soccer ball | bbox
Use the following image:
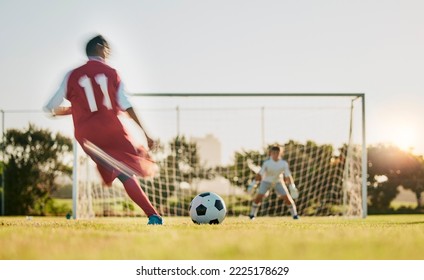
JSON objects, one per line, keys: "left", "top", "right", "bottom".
{"left": 189, "top": 192, "right": 227, "bottom": 224}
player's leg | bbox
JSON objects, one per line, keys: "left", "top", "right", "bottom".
{"left": 249, "top": 194, "right": 264, "bottom": 219}
{"left": 83, "top": 139, "right": 158, "bottom": 189}
{"left": 276, "top": 182, "right": 299, "bottom": 219}
{"left": 117, "top": 174, "right": 163, "bottom": 225}
{"left": 83, "top": 141, "right": 162, "bottom": 225}
{"left": 249, "top": 181, "right": 270, "bottom": 219}
{"left": 282, "top": 195, "right": 299, "bottom": 219}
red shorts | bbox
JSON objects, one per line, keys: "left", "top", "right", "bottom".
{"left": 76, "top": 120, "right": 155, "bottom": 185}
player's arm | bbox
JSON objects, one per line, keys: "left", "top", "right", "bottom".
{"left": 283, "top": 175, "right": 294, "bottom": 186}
{"left": 52, "top": 107, "right": 72, "bottom": 116}
{"left": 283, "top": 162, "right": 299, "bottom": 199}
{"left": 255, "top": 163, "right": 266, "bottom": 182}
{"left": 255, "top": 173, "right": 262, "bottom": 182}
{"left": 282, "top": 162, "right": 294, "bottom": 185}
{"left": 116, "top": 82, "right": 155, "bottom": 150}
{"left": 126, "top": 107, "right": 155, "bottom": 149}
{"left": 44, "top": 73, "right": 71, "bottom": 117}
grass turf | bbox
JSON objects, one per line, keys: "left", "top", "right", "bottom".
{"left": 1, "top": 215, "right": 423, "bottom": 260}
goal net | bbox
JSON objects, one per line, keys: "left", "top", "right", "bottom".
{"left": 73, "top": 94, "right": 366, "bottom": 219}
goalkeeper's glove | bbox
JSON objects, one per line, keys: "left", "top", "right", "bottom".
{"left": 288, "top": 183, "right": 299, "bottom": 199}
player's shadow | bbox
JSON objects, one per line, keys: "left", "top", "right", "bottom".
{"left": 401, "top": 221, "right": 424, "bottom": 225}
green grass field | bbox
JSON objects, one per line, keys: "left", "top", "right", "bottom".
{"left": 1, "top": 215, "right": 423, "bottom": 260}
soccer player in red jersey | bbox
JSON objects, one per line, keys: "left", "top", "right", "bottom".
{"left": 44, "top": 35, "right": 163, "bottom": 225}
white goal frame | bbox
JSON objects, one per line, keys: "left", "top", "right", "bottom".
{"left": 72, "top": 93, "right": 367, "bottom": 219}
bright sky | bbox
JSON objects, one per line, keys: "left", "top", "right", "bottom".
{"left": 1, "top": 0, "right": 424, "bottom": 155}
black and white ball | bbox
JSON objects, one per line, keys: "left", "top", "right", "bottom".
{"left": 189, "top": 192, "right": 227, "bottom": 224}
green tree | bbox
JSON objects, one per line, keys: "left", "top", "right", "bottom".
{"left": 367, "top": 145, "right": 424, "bottom": 211}
{"left": 400, "top": 155, "right": 424, "bottom": 208}
{"left": 1, "top": 124, "right": 72, "bottom": 215}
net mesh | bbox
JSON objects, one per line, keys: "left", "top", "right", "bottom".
{"left": 73, "top": 94, "right": 364, "bottom": 218}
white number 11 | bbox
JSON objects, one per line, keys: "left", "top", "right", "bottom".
{"left": 79, "top": 74, "right": 113, "bottom": 112}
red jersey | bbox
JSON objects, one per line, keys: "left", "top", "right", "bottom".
{"left": 66, "top": 59, "right": 124, "bottom": 139}
{"left": 45, "top": 58, "right": 155, "bottom": 184}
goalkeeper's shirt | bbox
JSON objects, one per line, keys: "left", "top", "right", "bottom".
{"left": 259, "top": 159, "right": 292, "bottom": 183}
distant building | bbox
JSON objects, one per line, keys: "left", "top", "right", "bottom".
{"left": 191, "top": 134, "right": 222, "bottom": 167}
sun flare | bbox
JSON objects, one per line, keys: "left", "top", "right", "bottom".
{"left": 392, "top": 124, "right": 416, "bottom": 151}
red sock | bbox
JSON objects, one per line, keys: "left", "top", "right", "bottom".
{"left": 121, "top": 176, "right": 158, "bottom": 217}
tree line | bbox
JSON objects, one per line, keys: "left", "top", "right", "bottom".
{"left": 0, "top": 124, "right": 423, "bottom": 215}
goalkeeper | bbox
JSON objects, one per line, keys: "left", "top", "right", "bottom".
{"left": 249, "top": 145, "right": 299, "bottom": 220}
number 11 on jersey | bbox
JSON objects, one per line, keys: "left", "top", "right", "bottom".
{"left": 79, "top": 74, "right": 113, "bottom": 112}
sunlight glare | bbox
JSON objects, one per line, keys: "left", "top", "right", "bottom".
{"left": 392, "top": 124, "right": 416, "bottom": 151}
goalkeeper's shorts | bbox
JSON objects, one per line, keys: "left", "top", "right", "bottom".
{"left": 258, "top": 181, "right": 288, "bottom": 196}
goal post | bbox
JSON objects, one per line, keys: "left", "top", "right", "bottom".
{"left": 73, "top": 93, "right": 367, "bottom": 219}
